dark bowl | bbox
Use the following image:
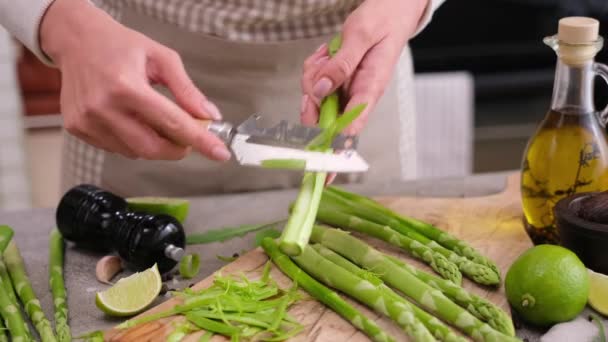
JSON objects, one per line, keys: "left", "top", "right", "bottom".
{"left": 555, "top": 192, "right": 608, "bottom": 274}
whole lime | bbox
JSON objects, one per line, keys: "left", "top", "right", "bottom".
{"left": 505, "top": 244, "right": 589, "bottom": 326}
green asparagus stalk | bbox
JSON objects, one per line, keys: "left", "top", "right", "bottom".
{"left": 4, "top": 242, "right": 57, "bottom": 342}
{"left": 0, "top": 258, "right": 31, "bottom": 338}
{"left": 289, "top": 244, "right": 436, "bottom": 341}
{"left": 0, "top": 321, "right": 8, "bottom": 342}
{"left": 325, "top": 187, "right": 501, "bottom": 278}
{"left": 312, "top": 244, "right": 466, "bottom": 342}
{"left": 0, "top": 226, "right": 14, "bottom": 254}
{"left": 0, "top": 260, "right": 17, "bottom": 306}
{"left": 279, "top": 33, "right": 340, "bottom": 256}
{"left": 49, "top": 229, "right": 71, "bottom": 342}
{"left": 316, "top": 206, "right": 462, "bottom": 284}
{"left": 0, "top": 271, "right": 32, "bottom": 342}
{"left": 385, "top": 255, "right": 515, "bottom": 336}
{"left": 261, "top": 238, "right": 396, "bottom": 342}
{"left": 320, "top": 191, "right": 500, "bottom": 286}
{"left": 0, "top": 232, "right": 32, "bottom": 342}
{"left": 311, "top": 226, "right": 519, "bottom": 342}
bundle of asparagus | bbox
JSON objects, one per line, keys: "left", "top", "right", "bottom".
{"left": 0, "top": 226, "right": 70, "bottom": 342}
{"left": 309, "top": 225, "right": 517, "bottom": 341}
{"left": 319, "top": 186, "right": 501, "bottom": 286}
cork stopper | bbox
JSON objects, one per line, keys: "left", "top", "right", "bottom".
{"left": 558, "top": 17, "right": 599, "bottom": 45}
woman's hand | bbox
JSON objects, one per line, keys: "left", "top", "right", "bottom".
{"left": 40, "top": 0, "right": 231, "bottom": 161}
{"left": 300, "top": 0, "right": 429, "bottom": 135}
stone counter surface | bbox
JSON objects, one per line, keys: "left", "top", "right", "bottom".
{"left": 0, "top": 172, "right": 579, "bottom": 340}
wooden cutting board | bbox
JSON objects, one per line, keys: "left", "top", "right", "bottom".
{"left": 105, "top": 173, "right": 533, "bottom": 341}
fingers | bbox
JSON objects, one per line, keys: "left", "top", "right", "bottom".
{"left": 341, "top": 39, "right": 401, "bottom": 135}
{"left": 148, "top": 47, "right": 222, "bottom": 121}
{"left": 65, "top": 115, "right": 138, "bottom": 158}
{"left": 325, "top": 173, "right": 337, "bottom": 186}
{"left": 300, "top": 49, "right": 331, "bottom": 126}
{"left": 307, "top": 31, "right": 373, "bottom": 101}
{"left": 126, "top": 85, "right": 231, "bottom": 161}
{"left": 105, "top": 111, "right": 190, "bottom": 160}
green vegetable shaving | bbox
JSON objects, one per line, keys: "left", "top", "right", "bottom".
{"left": 117, "top": 263, "right": 302, "bottom": 341}
{"left": 186, "top": 222, "right": 283, "bottom": 245}
{"left": 216, "top": 255, "right": 238, "bottom": 263}
{"left": 179, "top": 254, "right": 200, "bottom": 279}
{"left": 167, "top": 321, "right": 198, "bottom": 342}
{"left": 590, "top": 313, "right": 606, "bottom": 342}
{"left": 260, "top": 159, "right": 306, "bottom": 170}
{"left": 254, "top": 229, "right": 281, "bottom": 247}
{"left": 198, "top": 331, "right": 213, "bottom": 342}
{"left": 75, "top": 331, "right": 104, "bottom": 342}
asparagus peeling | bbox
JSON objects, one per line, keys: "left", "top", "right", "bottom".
{"left": 117, "top": 261, "right": 302, "bottom": 341}
{"left": 279, "top": 34, "right": 366, "bottom": 256}
{"left": 311, "top": 225, "right": 519, "bottom": 342}
{"left": 320, "top": 188, "right": 501, "bottom": 286}
{"left": 4, "top": 241, "right": 57, "bottom": 342}
{"left": 316, "top": 206, "right": 462, "bottom": 284}
{"left": 261, "top": 238, "right": 395, "bottom": 342}
{"left": 312, "top": 244, "right": 466, "bottom": 342}
{"left": 49, "top": 229, "right": 72, "bottom": 342}
{"left": 385, "top": 255, "right": 515, "bottom": 336}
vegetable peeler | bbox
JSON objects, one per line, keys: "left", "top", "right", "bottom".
{"left": 200, "top": 115, "right": 369, "bottom": 173}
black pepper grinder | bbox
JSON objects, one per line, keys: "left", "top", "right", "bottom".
{"left": 56, "top": 184, "right": 185, "bottom": 273}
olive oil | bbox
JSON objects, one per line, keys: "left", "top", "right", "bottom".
{"left": 522, "top": 109, "right": 608, "bottom": 244}
{"left": 521, "top": 17, "right": 608, "bottom": 244}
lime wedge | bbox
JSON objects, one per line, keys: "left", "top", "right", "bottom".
{"left": 95, "top": 264, "right": 162, "bottom": 316}
{"left": 126, "top": 197, "right": 190, "bottom": 223}
{"left": 589, "top": 269, "right": 608, "bottom": 316}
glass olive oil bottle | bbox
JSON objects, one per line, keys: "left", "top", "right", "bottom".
{"left": 522, "top": 17, "right": 608, "bottom": 244}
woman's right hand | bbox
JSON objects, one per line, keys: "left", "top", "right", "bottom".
{"left": 40, "top": 0, "right": 231, "bottom": 161}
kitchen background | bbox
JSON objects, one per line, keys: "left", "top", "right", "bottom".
{"left": 0, "top": 0, "right": 607, "bottom": 209}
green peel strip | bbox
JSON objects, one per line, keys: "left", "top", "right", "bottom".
{"left": 180, "top": 254, "right": 201, "bottom": 279}
{"left": 261, "top": 159, "right": 306, "bottom": 170}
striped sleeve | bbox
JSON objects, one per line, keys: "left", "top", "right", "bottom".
{"left": 0, "top": 0, "right": 56, "bottom": 65}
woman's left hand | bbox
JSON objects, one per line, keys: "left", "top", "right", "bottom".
{"left": 300, "top": 0, "right": 429, "bottom": 135}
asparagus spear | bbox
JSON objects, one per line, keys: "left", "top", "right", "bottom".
{"left": 316, "top": 206, "right": 462, "bottom": 284}
{"left": 291, "top": 244, "right": 436, "bottom": 341}
{"left": 0, "top": 259, "right": 32, "bottom": 338}
{"left": 312, "top": 244, "right": 466, "bottom": 342}
{"left": 0, "top": 229, "right": 32, "bottom": 342}
{"left": 320, "top": 191, "right": 500, "bottom": 286}
{"left": 325, "top": 187, "right": 501, "bottom": 278}
{"left": 278, "top": 51, "right": 339, "bottom": 255}
{"left": 0, "top": 271, "right": 32, "bottom": 342}
{"left": 0, "top": 226, "right": 14, "bottom": 254}
{"left": 4, "top": 242, "right": 57, "bottom": 342}
{"left": 49, "top": 229, "right": 71, "bottom": 342}
{"left": 311, "top": 226, "right": 519, "bottom": 342}
{"left": 261, "top": 238, "right": 396, "bottom": 342}
{"left": 385, "top": 255, "right": 515, "bottom": 336}
{"left": 279, "top": 34, "right": 366, "bottom": 256}
{"left": 0, "top": 321, "right": 8, "bottom": 342}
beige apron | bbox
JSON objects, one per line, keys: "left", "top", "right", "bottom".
{"left": 76, "top": 8, "right": 412, "bottom": 197}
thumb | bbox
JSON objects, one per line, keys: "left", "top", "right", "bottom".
{"left": 310, "top": 32, "right": 370, "bottom": 100}
{"left": 149, "top": 47, "right": 222, "bottom": 121}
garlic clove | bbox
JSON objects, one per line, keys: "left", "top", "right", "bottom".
{"left": 96, "top": 255, "right": 123, "bottom": 285}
